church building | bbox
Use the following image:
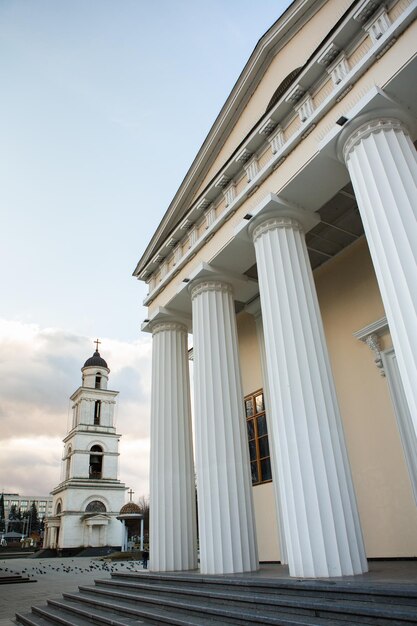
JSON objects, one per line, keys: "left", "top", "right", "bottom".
{"left": 44, "top": 344, "right": 126, "bottom": 552}
{"left": 134, "top": 0, "right": 417, "bottom": 578}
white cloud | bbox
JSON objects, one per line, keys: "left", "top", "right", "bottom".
{"left": 0, "top": 319, "right": 151, "bottom": 500}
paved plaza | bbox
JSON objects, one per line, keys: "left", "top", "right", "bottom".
{"left": 0, "top": 556, "right": 146, "bottom": 624}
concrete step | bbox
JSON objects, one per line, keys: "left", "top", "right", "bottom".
{"left": 96, "top": 573, "right": 417, "bottom": 608}
{"left": 17, "top": 601, "right": 145, "bottom": 626}
{"left": 90, "top": 576, "right": 417, "bottom": 621}
{"left": 37, "top": 594, "right": 222, "bottom": 626}
{"left": 14, "top": 612, "right": 54, "bottom": 626}
{"left": 15, "top": 570, "right": 417, "bottom": 626}
{"left": 0, "top": 573, "right": 35, "bottom": 584}
{"left": 72, "top": 582, "right": 417, "bottom": 625}
{"left": 114, "top": 571, "right": 417, "bottom": 606}
{"left": 59, "top": 587, "right": 364, "bottom": 625}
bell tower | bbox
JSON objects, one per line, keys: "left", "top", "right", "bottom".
{"left": 46, "top": 341, "right": 126, "bottom": 553}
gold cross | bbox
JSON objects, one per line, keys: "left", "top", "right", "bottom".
{"left": 128, "top": 489, "right": 134, "bottom": 502}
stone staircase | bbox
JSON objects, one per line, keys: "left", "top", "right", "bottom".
{"left": 0, "top": 573, "right": 34, "bottom": 585}
{"left": 15, "top": 570, "right": 417, "bottom": 625}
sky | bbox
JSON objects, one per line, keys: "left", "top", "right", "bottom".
{"left": 0, "top": 0, "right": 292, "bottom": 501}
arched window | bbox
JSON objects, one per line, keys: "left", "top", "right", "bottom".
{"left": 89, "top": 445, "right": 103, "bottom": 479}
{"left": 56, "top": 502, "right": 62, "bottom": 515}
{"left": 94, "top": 400, "right": 101, "bottom": 425}
{"left": 65, "top": 446, "right": 72, "bottom": 480}
{"left": 95, "top": 373, "right": 101, "bottom": 389}
{"left": 85, "top": 500, "right": 106, "bottom": 513}
{"left": 265, "top": 67, "right": 303, "bottom": 113}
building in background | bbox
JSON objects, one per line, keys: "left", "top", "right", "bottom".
{"left": 44, "top": 344, "right": 126, "bottom": 553}
{"left": 134, "top": 0, "right": 417, "bottom": 578}
{"left": 2, "top": 494, "right": 53, "bottom": 520}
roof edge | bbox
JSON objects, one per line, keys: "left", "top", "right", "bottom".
{"left": 135, "top": 0, "right": 324, "bottom": 276}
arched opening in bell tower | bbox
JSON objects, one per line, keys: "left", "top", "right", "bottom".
{"left": 65, "top": 446, "right": 72, "bottom": 480}
{"left": 89, "top": 445, "right": 103, "bottom": 478}
{"left": 95, "top": 373, "right": 102, "bottom": 389}
{"left": 94, "top": 400, "right": 101, "bottom": 425}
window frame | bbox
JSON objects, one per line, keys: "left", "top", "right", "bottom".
{"left": 244, "top": 389, "right": 272, "bottom": 486}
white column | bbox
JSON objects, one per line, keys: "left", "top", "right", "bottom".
{"left": 42, "top": 526, "right": 48, "bottom": 549}
{"left": 250, "top": 207, "right": 367, "bottom": 578}
{"left": 140, "top": 518, "right": 144, "bottom": 551}
{"left": 149, "top": 320, "right": 197, "bottom": 571}
{"left": 342, "top": 118, "right": 417, "bottom": 433}
{"left": 122, "top": 521, "right": 128, "bottom": 552}
{"left": 190, "top": 278, "right": 258, "bottom": 574}
{"left": 250, "top": 303, "right": 288, "bottom": 565}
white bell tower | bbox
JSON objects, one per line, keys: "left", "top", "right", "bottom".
{"left": 46, "top": 340, "right": 126, "bottom": 553}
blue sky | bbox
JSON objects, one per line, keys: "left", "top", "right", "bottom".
{"left": 0, "top": 0, "right": 292, "bottom": 498}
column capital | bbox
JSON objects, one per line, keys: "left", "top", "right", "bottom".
{"left": 189, "top": 277, "right": 233, "bottom": 301}
{"left": 248, "top": 204, "right": 319, "bottom": 244}
{"left": 342, "top": 117, "right": 410, "bottom": 163}
{"left": 150, "top": 320, "right": 188, "bottom": 336}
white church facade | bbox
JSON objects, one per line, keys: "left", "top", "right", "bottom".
{"left": 135, "top": 0, "right": 417, "bottom": 578}
{"left": 44, "top": 345, "right": 126, "bottom": 552}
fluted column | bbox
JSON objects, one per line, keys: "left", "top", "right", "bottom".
{"left": 149, "top": 320, "right": 197, "bottom": 571}
{"left": 190, "top": 279, "right": 258, "bottom": 574}
{"left": 250, "top": 207, "right": 367, "bottom": 578}
{"left": 342, "top": 118, "right": 417, "bottom": 435}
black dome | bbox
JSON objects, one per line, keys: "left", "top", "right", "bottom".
{"left": 83, "top": 351, "right": 108, "bottom": 369}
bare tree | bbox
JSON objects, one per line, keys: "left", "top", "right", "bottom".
{"left": 137, "top": 495, "right": 149, "bottom": 542}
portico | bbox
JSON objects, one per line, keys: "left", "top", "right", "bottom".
{"left": 135, "top": 0, "right": 417, "bottom": 578}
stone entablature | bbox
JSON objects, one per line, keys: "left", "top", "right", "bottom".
{"left": 135, "top": 0, "right": 414, "bottom": 306}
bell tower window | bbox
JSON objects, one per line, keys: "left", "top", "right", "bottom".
{"left": 95, "top": 373, "right": 101, "bottom": 389}
{"left": 65, "top": 446, "right": 72, "bottom": 480}
{"left": 89, "top": 445, "right": 103, "bottom": 479}
{"left": 94, "top": 400, "right": 101, "bottom": 425}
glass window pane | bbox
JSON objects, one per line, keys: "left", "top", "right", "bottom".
{"left": 261, "top": 458, "right": 272, "bottom": 481}
{"left": 257, "top": 414, "right": 268, "bottom": 436}
{"left": 259, "top": 436, "right": 270, "bottom": 458}
{"left": 255, "top": 393, "right": 264, "bottom": 413}
{"left": 247, "top": 419, "right": 255, "bottom": 439}
{"left": 245, "top": 399, "right": 254, "bottom": 417}
{"left": 251, "top": 462, "right": 259, "bottom": 483}
{"left": 248, "top": 439, "right": 257, "bottom": 461}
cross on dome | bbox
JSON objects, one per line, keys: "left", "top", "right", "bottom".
{"left": 128, "top": 489, "right": 135, "bottom": 502}
{"left": 94, "top": 338, "right": 101, "bottom": 352}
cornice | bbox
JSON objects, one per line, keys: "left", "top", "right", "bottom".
{"left": 70, "top": 387, "right": 119, "bottom": 401}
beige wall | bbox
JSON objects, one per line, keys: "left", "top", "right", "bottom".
{"left": 315, "top": 237, "right": 417, "bottom": 557}
{"left": 253, "top": 482, "right": 281, "bottom": 562}
{"left": 237, "top": 312, "right": 281, "bottom": 562}
{"left": 237, "top": 312, "right": 263, "bottom": 396}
